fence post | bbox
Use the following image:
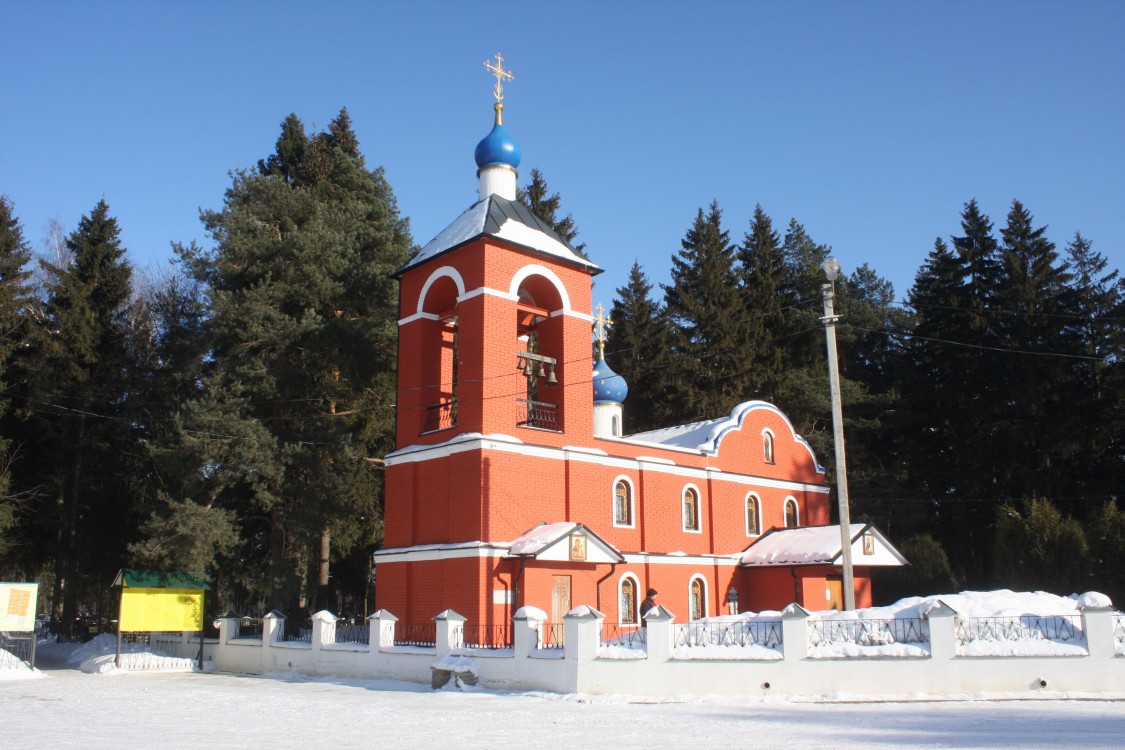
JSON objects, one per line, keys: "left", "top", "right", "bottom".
{"left": 433, "top": 609, "right": 466, "bottom": 659}
{"left": 1080, "top": 604, "right": 1116, "bottom": 660}
{"left": 922, "top": 600, "right": 958, "bottom": 660}
{"left": 643, "top": 605, "right": 674, "bottom": 662}
{"left": 264, "top": 610, "right": 286, "bottom": 645}
{"left": 369, "top": 609, "right": 397, "bottom": 650}
{"left": 218, "top": 611, "right": 240, "bottom": 645}
{"left": 780, "top": 603, "right": 810, "bottom": 662}
{"left": 564, "top": 605, "right": 604, "bottom": 663}
{"left": 310, "top": 610, "right": 337, "bottom": 651}
{"left": 513, "top": 606, "right": 547, "bottom": 658}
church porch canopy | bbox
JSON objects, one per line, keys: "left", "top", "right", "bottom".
{"left": 508, "top": 522, "right": 624, "bottom": 564}
{"left": 737, "top": 523, "right": 907, "bottom": 568}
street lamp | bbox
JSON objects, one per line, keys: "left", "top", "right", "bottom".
{"left": 821, "top": 257, "right": 856, "bottom": 611}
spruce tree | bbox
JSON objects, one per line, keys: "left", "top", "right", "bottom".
{"left": 26, "top": 200, "right": 137, "bottom": 631}
{"left": 604, "top": 262, "right": 674, "bottom": 433}
{"left": 0, "top": 197, "right": 33, "bottom": 560}
{"left": 736, "top": 205, "right": 786, "bottom": 400}
{"left": 663, "top": 203, "right": 752, "bottom": 420}
{"left": 177, "top": 109, "right": 412, "bottom": 611}
{"left": 517, "top": 168, "right": 586, "bottom": 257}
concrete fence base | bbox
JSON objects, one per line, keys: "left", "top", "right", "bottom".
{"left": 208, "top": 603, "right": 1125, "bottom": 698}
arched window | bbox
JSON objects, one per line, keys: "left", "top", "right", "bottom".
{"left": 611, "top": 415, "right": 621, "bottom": 437}
{"left": 763, "top": 430, "right": 775, "bottom": 464}
{"left": 620, "top": 576, "right": 639, "bottom": 624}
{"left": 682, "top": 487, "right": 700, "bottom": 532}
{"left": 689, "top": 577, "right": 706, "bottom": 620}
{"left": 613, "top": 478, "right": 633, "bottom": 527}
{"left": 785, "top": 498, "right": 799, "bottom": 528}
{"left": 746, "top": 494, "right": 761, "bottom": 536}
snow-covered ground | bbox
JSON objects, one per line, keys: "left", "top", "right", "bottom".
{"left": 3, "top": 667, "right": 1125, "bottom": 749}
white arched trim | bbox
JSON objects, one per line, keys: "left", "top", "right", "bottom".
{"left": 508, "top": 264, "right": 573, "bottom": 313}
{"left": 619, "top": 574, "right": 641, "bottom": 625}
{"left": 681, "top": 483, "right": 703, "bottom": 534}
{"left": 612, "top": 475, "right": 636, "bottom": 528}
{"left": 415, "top": 266, "right": 467, "bottom": 317}
{"left": 704, "top": 401, "right": 826, "bottom": 474}
{"left": 784, "top": 496, "right": 800, "bottom": 528}
{"left": 688, "top": 575, "right": 708, "bottom": 621}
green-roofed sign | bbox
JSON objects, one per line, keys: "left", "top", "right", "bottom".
{"left": 112, "top": 569, "right": 212, "bottom": 590}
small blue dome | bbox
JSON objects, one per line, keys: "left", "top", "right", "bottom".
{"left": 592, "top": 358, "right": 628, "bottom": 404}
{"left": 475, "top": 123, "right": 522, "bottom": 169}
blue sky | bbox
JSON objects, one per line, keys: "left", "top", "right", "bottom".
{"left": 3, "top": 1, "right": 1122, "bottom": 312}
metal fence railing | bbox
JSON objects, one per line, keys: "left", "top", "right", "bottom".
{"left": 120, "top": 632, "right": 202, "bottom": 661}
{"left": 955, "top": 615, "right": 1083, "bottom": 646}
{"left": 334, "top": 622, "right": 370, "bottom": 645}
{"left": 235, "top": 616, "right": 263, "bottom": 640}
{"left": 600, "top": 622, "right": 646, "bottom": 648}
{"left": 393, "top": 622, "right": 436, "bottom": 648}
{"left": 539, "top": 623, "right": 565, "bottom": 649}
{"left": 808, "top": 618, "right": 928, "bottom": 647}
{"left": 280, "top": 618, "right": 312, "bottom": 643}
{"left": 674, "top": 619, "right": 783, "bottom": 649}
{"left": 461, "top": 624, "right": 512, "bottom": 650}
{"left": 0, "top": 631, "right": 35, "bottom": 669}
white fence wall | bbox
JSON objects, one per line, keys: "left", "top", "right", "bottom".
{"left": 208, "top": 603, "right": 1125, "bottom": 698}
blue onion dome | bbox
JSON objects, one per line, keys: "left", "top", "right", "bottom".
{"left": 592, "top": 358, "right": 628, "bottom": 403}
{"left": 475, "top": 122, "right": 522, "bottom": 169}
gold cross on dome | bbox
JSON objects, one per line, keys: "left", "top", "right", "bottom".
{"left": 593, "top": 303, "right": 613, "bottom": 359}
{"left": 484, "top": 53, "right": 514, "bottom": 102}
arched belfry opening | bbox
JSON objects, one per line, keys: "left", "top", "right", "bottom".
{"left": 514, "top": 275, "right": 565, "bottom": 431}
{"left": 417, "top": 274, "right": 461, "bottom": 434}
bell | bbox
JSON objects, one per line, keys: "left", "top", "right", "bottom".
{"left": 516, "top": 356, "right": 525, "bottom": 371}
{"left": 537, "top": 363, "right": 547, "bottom": 379}
{"left": 546, "top": 366, "right": 558, "bottom": 385}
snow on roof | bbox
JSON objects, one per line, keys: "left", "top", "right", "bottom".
{"left": 508, "top": 522, "right": 578, "bottom": 556}
{"left": 398, "top": 195, "right": 599, "bottom": 275}
{"left": 739, "top": 523, "right": 907, "bottom": 567}
{"left": 625, "top": 400, "right": 824, "bottom": 472}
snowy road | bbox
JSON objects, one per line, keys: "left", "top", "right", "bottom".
{"left": 5, "top": 667, "right": 1125, "bottom": 749}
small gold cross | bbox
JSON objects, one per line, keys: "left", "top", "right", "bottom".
{"left": 593, "top": 303, "right": 613, "bottom": 359}
{"left": 484, "top": 53, "right": 514, "bottom": 102}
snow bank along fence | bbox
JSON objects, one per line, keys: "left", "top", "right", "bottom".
{"left": 206, "top": 601, "right": 1125, "bottom": 697}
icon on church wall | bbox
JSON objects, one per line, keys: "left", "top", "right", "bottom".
{"left": 569, "top": 534, "right": 587, "bottom": 561}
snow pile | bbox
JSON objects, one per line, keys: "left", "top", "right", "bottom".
{"left": 37, "top": 633, "right": 198, "bottom": 674}
{"left": 0, "top": 646, "right": 44, "bottom": 681}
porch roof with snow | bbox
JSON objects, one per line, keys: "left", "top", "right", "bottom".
{"left": 396, "top": 194, "right": 600, "bottom": 277}
{"left": 738, "top": 523, "right": 907, "bottom": 568}
{"left": 508, "top": 522, "right": 625, "bottom": 564}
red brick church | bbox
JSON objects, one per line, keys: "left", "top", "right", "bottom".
{"left": 374, "top": 59, "right": 905, "bottom": 630}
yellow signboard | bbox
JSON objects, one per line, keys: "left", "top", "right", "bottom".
{"left": 119, "top": 588, "right": 204, "bottom": 632}
{"left": 0, "top": 583, "right": 38, "bottom": 631}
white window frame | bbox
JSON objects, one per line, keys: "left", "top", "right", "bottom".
{"left": 681, "top": 483, "right": 703, "bottom": 534}
{"left": 619, "top": 574, "right": 641, "bottom": 625}
{"left": 688, "top": 575, "right": 708, "bottom": 621}
{"left": 784, "top": 496, "right": 800, "bottom": 528}
{"left": 745, "top": 492, "right": 762, "bottom": 537}
{"left": 612, "top": 476, "right": 636, "bottom": 528}
{"left": 762, "top": 428, "right": 776, "bottom": 464}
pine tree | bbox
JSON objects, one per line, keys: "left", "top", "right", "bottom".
{"left": 517, "top": 168, "right": 586, "bottom": 257}
{"left": 604, "top": 262, "right": 674, "bottom": 433}
{"left": 0, "top": 197, "right": 33, "bottom": 560}
{"left": 663, "top": 203, "right": 752, "bottom": 420}
{"left": 176, "top": 110, "right": 413, "bottom": 611}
